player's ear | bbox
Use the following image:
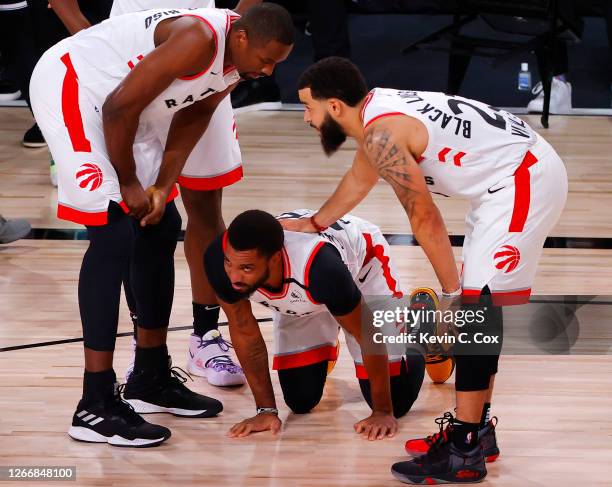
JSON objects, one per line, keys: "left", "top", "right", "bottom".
{"left": 234, "top": 28, "right": 248, "bottom": 47}
{"left": 328, "top": 98, "right": 343, "bottom": 117}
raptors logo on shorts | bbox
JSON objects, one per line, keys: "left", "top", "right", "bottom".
{"left": 494, "top": 245, "right": 521, "bottom": 273}
{"left": 76, "top": 163, "right": 103, "bottom": 191}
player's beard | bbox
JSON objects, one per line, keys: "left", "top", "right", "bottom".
{"left": 319, "top": 113, "right": 347, "bottom": 156}
{"left": 234, "top": 267, "right": 271, "bottom": 297}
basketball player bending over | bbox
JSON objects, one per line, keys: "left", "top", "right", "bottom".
{"left": 108, "top": 0, "right": 263, "bottom": 393}
{"left": 204, "top": 209, "right": 426, "bottom": 440}
{"left": 30, "top": 5, "right": 293, "bottom": 447}
{"left": 283, "top": 58, "right": 567, "bottom": 483}
{"left": 51, "top": 0, "right": 268, "bottom": 389}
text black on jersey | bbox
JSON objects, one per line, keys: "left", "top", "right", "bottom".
{"left": 164, "top": 88, "right": 217, "bottom": 109}
{"left": 144, "top": 10, "right": 181, "bottom": 29}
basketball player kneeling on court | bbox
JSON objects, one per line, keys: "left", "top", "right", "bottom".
{"left": 204, "top": 209, "right": 426, "bottom": 439}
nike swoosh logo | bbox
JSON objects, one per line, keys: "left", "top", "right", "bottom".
{"left": 204, "top": 305, "right": 220, "bottom": 311}
{"left": 210, "top": 71, "right": 219, "bottom": 76}
{"left": 359, "top": 267, "right": 372, "bottom": 283}
{"left": 488, "top": 187, "right": 505, "bottom": 194}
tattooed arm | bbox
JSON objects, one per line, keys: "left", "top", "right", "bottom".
{"left": 363, "top": 121, "right": 460, "bottom": 293}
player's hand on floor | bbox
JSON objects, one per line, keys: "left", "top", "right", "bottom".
{"left": 278, "top": 217, "right": 318, "bottom": 233}
{"left": 140, "top": 185, "right": 168, "bottom": 227}
{"left": 227, "top": 413, "right": 282, "bottom": 438}
{"left": 354, "top": 411, "right": 398, "bottom": 440}
{"left": 120, "top": 182, "right": 150, "bottom": 220}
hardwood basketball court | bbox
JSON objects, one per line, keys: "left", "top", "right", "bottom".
{"left": 1, "top": 107, "right": 611, "bottom": 486}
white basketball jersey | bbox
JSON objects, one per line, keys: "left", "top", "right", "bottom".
{"left": 111, "top": 0, "right": 214, "bottom": 17}
{"left": 65, "top": 8, "right": 240, "bottom": 123}
{"left": 361, "top": 88, "right": 539, "bottom": 199}
{"left": 249, "top": 209, "right": 373, "bottom": 317}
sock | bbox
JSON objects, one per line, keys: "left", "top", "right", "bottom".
{"left": 480, "top": 402, "right": 491, "bottom": 429}
{"left": 82, "top": 369, "right": 116, "bottom": 401}
{"left": 134, "top": 344, "right": 168, "bottom": 374}
{"left": 451, "top": 418, "right": 479, "bottom": 451}
{"left": 192, "top": 302, "right": 220, "bottom": 337}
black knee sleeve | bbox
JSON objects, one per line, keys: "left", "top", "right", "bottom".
{"left": 129, "top": 202, "right": 182, "bottom": 330}
{"left": 394, "top": 352, "right": 425, "bottom": 417}
{"left": 80, "top": 202, "right": 135, "bottom": 351}
{"left": 455, "top": 354, "right": 499, "bottom": 391}
{"left": 278, "top": 361, "right": 328, "bottom": 414}
{"left": 454, "top": 287, "right": 502, "bottom": 391}
{"left": 359, "top": 353, "right": 425, "bottom": 418}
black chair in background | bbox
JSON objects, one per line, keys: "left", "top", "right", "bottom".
{"left": 402, "top": 0, "right": 583, "bottom": 127}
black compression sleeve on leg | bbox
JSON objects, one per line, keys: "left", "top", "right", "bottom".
{"left": 277, "top": 361, "right": 328, "bottom": 414}
{"left": 455, "top": 355, "right": 494, "bottom": 391}
{"left": 358, "top": 353, "right": 425, "bottom": 418}
{"left": 394, "top": 351, "right": 426, "bottom": 416}
{"left": 128, "top": 202, "right": 181, "bottom": 330}
{"left": 122, "top": 266, "right": 139, "bottom": 336}
{"left": 454, "top": 286, "right": 502, "bottom": 391}
{"left": 80, "top": 202, "right": 134, "bottom": 352}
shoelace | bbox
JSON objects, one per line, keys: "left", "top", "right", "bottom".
{"left": 531, "top": 81, "right": 543, "bottom": 96}
{"left": 198, "top": 335, "right": 242, "bottom": 374}
{"left": 424, "top": 411, "right": 455, "bottom": 448}
{"left": 417, "top": 413, "right": 496, "bottom": 464}
{"left": 110, "top": 383, "right": 142, "bottom": 423}
{"left": 198, "top": 334, "right": 234, "bottom": 353}
{"left": 168, "top": 366, "right": 193, "bottom": 385}
{"left": 417, "top": 412, "right": 456, "bottom": 464}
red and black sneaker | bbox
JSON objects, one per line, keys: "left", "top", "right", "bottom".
{"left": 392, "top": 427, "right": 487, "bottom": 484}
{"left": 405, "top": 411, "right": 454, "bottom": 456}
{"left": 405, "top": 413, "right": 500, "bottom": 463}
{"left": 478, "top": 417, "right": 500, "bottom": 463}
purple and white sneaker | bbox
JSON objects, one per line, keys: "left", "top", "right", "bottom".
{"left": 187, "top": 330, "right": 246, "bottom": 387}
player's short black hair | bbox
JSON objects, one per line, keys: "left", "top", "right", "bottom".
{"left": 298, "top": 57, "right": 368, "bottom": 107}
{"left": 234, "top": 4, "right": 294, "bottom": 46}
{"left": 227, "top": 210, "right": 284, "bottom": 258}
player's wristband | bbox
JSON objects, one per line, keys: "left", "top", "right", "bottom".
{"left": 441, "top": 287, "right": 462, "bottom": 299}
{"left": 310, "top": 214, "right": 328, "bottom": 232}
{"left": 256, "top": 407, "right": 279, "bottom": 415}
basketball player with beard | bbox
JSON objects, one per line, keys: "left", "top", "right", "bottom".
{"left": 282, "top": 57, "right": 567, "bottom": 483}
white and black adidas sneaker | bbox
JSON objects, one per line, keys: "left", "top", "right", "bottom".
{"left": 123, "top": 358, "right": 223, "bottom": 418}
{"left": 68, "top": 384, "right": 171, "bottom": 448}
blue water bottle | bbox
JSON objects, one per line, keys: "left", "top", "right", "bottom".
{"left": 518, "top": 63, "right": 531, "bottom": 91}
